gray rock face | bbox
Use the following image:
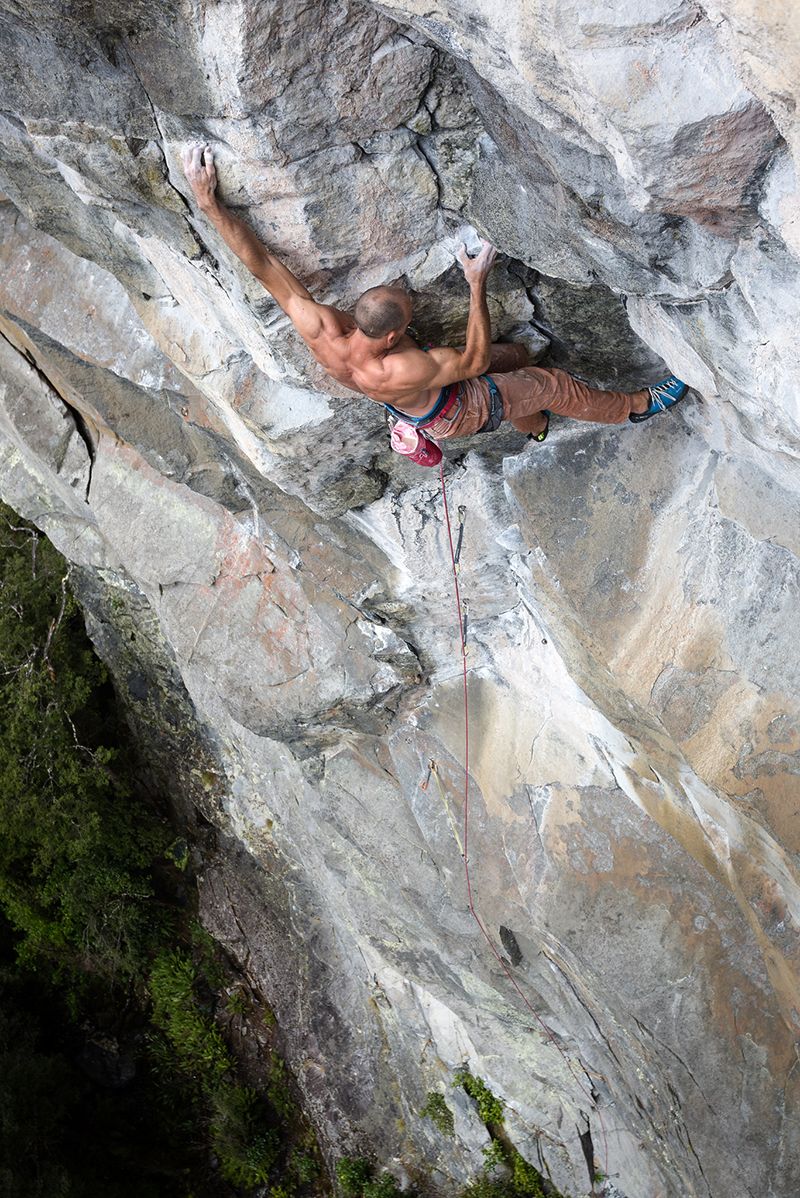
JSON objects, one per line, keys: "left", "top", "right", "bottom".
{"left": 1, "top": 2, "right": 799, "bottom": 1196}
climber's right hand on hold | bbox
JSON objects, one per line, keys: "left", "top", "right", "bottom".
{"left": 183, "top": 143, "right": 218, "bottom": 212}
{"left": 457, "top": 239, "right": 497, "bottom": 287}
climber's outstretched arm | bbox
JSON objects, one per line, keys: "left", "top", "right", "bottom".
{"left": 182, "top": 143, "right": 324, "bottom": 340}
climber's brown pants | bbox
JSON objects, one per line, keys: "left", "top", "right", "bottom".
{"left": 424, "top": 343, "right": 642, "bottom": 440}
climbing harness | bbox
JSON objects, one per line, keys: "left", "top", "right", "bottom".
{"left": 385, "top": 341, "right": 460, "bottom": 430}
{"left": 476, "top": 373, "right": 504, "bottom": 433}
{"left": 434, "top": 457, "right": 611, "bottom": 1184}
{"left": 386, "top": 358, "right": 504, "bottom": 465}
{"left": 383, "top": 381, "right": 461, "bottom": 428}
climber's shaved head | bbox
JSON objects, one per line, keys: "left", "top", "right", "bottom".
{"left": 353, "top": 285, "right": 412, "bottom": 340}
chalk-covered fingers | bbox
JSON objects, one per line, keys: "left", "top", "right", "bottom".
{"left": 183, "top": 142, "right": 218, "bottom": 210}
{"left": 457, "top": 238, "right": 497, "bottom": 285}
{"left": 202, "top": 144, "right": 216, "bottom": 183}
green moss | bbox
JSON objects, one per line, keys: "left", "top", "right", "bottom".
{"left": 335, "top": 1157, "right": 402, "bottom": 1198}
{"left": 481, "top": 1141, "right": 507, "bottom": 1172}
{"left": 509, "top": 1148, "right": 546, "bottom": 1197}
{"left": 462, "top": 1179, "right": 514, "bottom": 1198}
{"left": 336, "top": 1157, "right": 373, "bottom": 1195}
{"left": 364, "top": 1175, "right": 404, "bottom": 1198}
{"left": 421, "top": 1089, "right": 455, "bottom": 1136}
{"left": 453, "top": 1068, "right": 505, "bottom": 1126}
{"left": 452, "top": 1064, "right": 555, "bottom": 1198}
{"left": 461, "top": 1149, "right": 547, "bottom": 1198}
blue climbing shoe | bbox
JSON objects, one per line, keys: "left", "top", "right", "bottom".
{"left": 629, "top": 375, "right": 688, "bottom": 423}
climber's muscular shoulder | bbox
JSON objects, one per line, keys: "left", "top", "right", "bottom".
{"left": 280, "top": 293, "right": 350, "bottom": 347}
{"left": 289, "top": 306, "right": 414, "bottom": 400}
{"left": 299, "top": 329, "right": 465, "bottom": 414}
{"left": 248, "top": 277, "right": 427, "bottom": 405}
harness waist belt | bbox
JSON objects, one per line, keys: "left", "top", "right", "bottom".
{"left": 383, "top": 382, "right": 461, "bottom": 428}
{"left": 476, "top": 374, "right": 503, "bottom": 433}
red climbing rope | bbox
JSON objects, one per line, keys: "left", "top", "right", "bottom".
{"left": 438, "top": 458, "right": 610, "bottom": 1187}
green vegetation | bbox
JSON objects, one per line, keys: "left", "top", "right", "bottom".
{"left": 0, "top": 512, "right": 169, "bottom": 994}
{"left": 454, "top": 1067, "right": 558, "bottom": 1198}
{"left": 267, "top": 1048, "right": 298, "bottom": 1121}
{"left": 421, "top": 1090, "right": 455, "bottom": 1136}
{"left": 481, "top": 1141, "right": 508, "bottom": 1171}
{"left": 210, "top": 1084, "right": 279, "bottom": 1186}
{"left": 454, "top": 1068, "right": 505, "bottom": 1126}
{"left": 323, "top": 1074, "right": 555, "bottom": 1198}
{"left": 461, "top": 1144, "right": 548, "bottom": 1198}
{"left": 0, "top": 504, "right": 325, "bottom": 1197}
{"left": 290, "top": 1141, "right": 322, "bottom": 1186}
{"left": 335, "top": 1158, "right": 403, "bottom": 1198}
{"left": 462, "top": 1176, "right": 544, "bottom": 1198}
{"left": 148, "top": 948, "right": 281, "bottom": 1187}
{"left": 149, "top": 949, "right": 232, "bottom": 1083}
{"left": 225, "top": 985, "right": 249, "bottom": 1017}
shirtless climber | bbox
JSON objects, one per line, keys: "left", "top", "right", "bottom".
{"left": 182, "top": 144, "right": 687, "bottom": 444}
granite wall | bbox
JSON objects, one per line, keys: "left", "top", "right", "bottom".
{"left": 1, "top": 2, "right": 799, "bottom": 1195}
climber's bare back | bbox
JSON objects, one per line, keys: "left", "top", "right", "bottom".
{"left": 290, "top": 305, "right": 449, "bottom": 416}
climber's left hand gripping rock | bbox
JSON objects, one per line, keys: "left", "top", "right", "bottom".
{"left": 183, "top": 143, "right": 218, "bottom": 212}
